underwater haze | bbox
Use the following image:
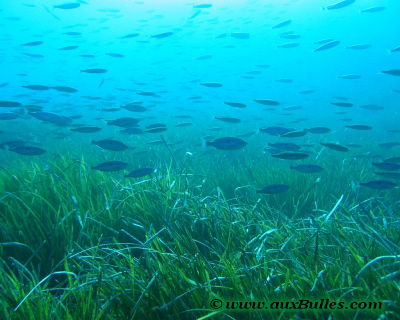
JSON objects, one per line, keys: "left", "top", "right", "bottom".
{"left": 0, "top": 0, "right": 399, "bottom": 319}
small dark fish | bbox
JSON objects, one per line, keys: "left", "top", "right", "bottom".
{"left": 320, "top": 142, "right": 349, "bottom": 152}
{"left": 275, "top": 79, "right": 293, "bottom": 83}
{"left": 372, "top": 162, "right": 400, "bottom": 171}
{"left": 281, "top": 34, "right": 301, "bottom": 39}
{"left": 122, "top": 33, "right": 139, "bottom": 39}
{"left": 331, "top": 102, "right": 353, "bottom": 107}
{"left": 151, "top": 32, "right": 174, "bottom": 39}
{"left": 120, "top": 127, "right": 143, "bottom": 135}
{"left": 136, "top": 91, "right": 157, "bottom": 96}
{"left": 346, "top": 44, "right": 371, "bottom": 50}
{"left": 196, "top": 55, "right": 212, "bottom": 60}
{"left": 54, "top": 3, "right": 80, "bottom": 9}
{"left": 224, "top": 101, "right": 246, "bottom": 108}
{"left": 0, "top": 83, "right": 9, "bottom": 88}
{"left": 207, "top": 127, "right": 222, "bottom": 131}
{"left": 374, "top": 172, "right": 400, "bottom": 180}
{"left": 214, "top": 116, "right": 241, "bottom": 123}
{"left": 107, "top": 117, "right": 140, "bottom": 128}
{"left": 256, "top": 184, "right": 290, "bottom": 194}
{"left": 215, "top": 33, "right": 228, "bottom": 39}
{"left": 333, "top": 96, "right": 348, "bottom": 100}
{"left": 0, "top": 113, "right": 19, "bottom": 120}
{"left": 326, "top": 0, "right": 356, "bottom": 10}
{"left": 101, "top": 107, "right": 120, "bottom": 112}
{"left": 144, "top": 127, "right": 168, "bottom": 133}
{"left": 79, "top": 54, "right": 95, "bottom": 58}
{"left": 81, "top": 68, "right": 108, "bottom": 73}
{"left": 278, "top": 42, "right": 300, "bottom": 48}
{"left": 193, "top": 4, "right": 212, "bottom": 8}
{"left": 315, "top": 39, "right": 335, "bottom": 45}
{"left": 284, "top": 105, "right": 302, "bottom": 111}
{"left": 268, "top": 142, "right": 300, "bottom": 151}
{"left": 124, "top": 167, "right": 154, "bottom": 178}
{"left": 22, "top": 53, "right": 44, "bottom": 58}
{"left": 260, "top": 126, "right": 291, "bottom": 136}
{"left": 200, "top": 82, "right": 223, "bottom": 88}
{"left": 106, "top": 53, "right": 124, "bottom": 58}
{"left": 390, "top": 46, "right": 400, "bottom": 53}
{"left": 121, "top": 104, "right": 147, "bottom": 112}
{"left": 263, "top": 148, "right": 283, "bottom": 155}
{"left": 0, "top": 140, "right": 26, "bottom": 149}
{"left": 21, "top": 41, "right": 43, "bottom": 46}
{"left": 175, "top": 122, "right": 193, "bottom": 127}
{"left": 339, "top": 74, "right": 361, "bottom": 79}
{"left": 10, "top": 146, "right": 46, "bottom": 155}
{"left": 382, "top": 69, "right": 400, "bottom": 76}
{"left": 237, "top": 131, "right": 256, "bottom": 138}
{"left": 22, "top": 85, "right": 50, "bottom": 91}
{"left": 378, "top": 142, "right": 400, "bottom": 149}
{"left": 63, "top": 32, "right": 81, "bottom": 35}
{"left": 383, "top": 157, "right": 400, "bottom": 163}
{"left": 360, "top": 180, "right": 397, "bottom": 190}
{"left": 272, "top": 20, "right": 292, "bottom": 29}
{"left": 205, "top": 137, "right": 247, "bottom": 150}
{"left": 359, "top": 104, "right": 384, "bottom": 111}
{"left": 255, "top": 64, "right": 270, "bottom": 68}
{"left": 361, "top": 6, "right": 386, "bottom": 13}
{"left": 70, "top": 126, "right": 102, "bottom": 133}
{"left": 91, "top": 161, "right": 128, "bottom": 172}
{"left": 92, "top": 139, "right": 129, "bottom": 151}
{"left": 0, "top": 101, "right": 22, "bottom": 108}
{"left": 314, "top": 40, "right": 340, "bottom": 52}
{"left": 272, "top": 152, "right": 309, "bottom": 160}
{"left": 230, "top": 32, "right": 250, "bottom": 39}
{"left": 299, "top": 90, "right": 315, "bottom": 94}
{"left": 52, "top": 86, "right": 78, "bottom": 93}
{"left": 253, "top": 99, "right": 280, "bottom": 106}
{"left": 290, "top": 164, "right": 323, "bottom": 173}
{"left": 59, "top": 45, "right": 78, "bottom": 50}
{"left": 346, "top": 125, "right": 372, "bottom": 130}
{"left": 146, "top": 140, "right": 166, "bottom": 146}
{"left": 146, "top": 123, "right": 166, "bottom": 129}
{"left": 280, "top": 131, "right": 307, "bottom": 138}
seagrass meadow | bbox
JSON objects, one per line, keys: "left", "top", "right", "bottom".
{"left": 0, "top": 0, "right": 400, "bottom": 319}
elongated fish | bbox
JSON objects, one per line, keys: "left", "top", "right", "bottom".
{"left": 360, "top": 180, "right": 397, "bottom": 190}
{"left": 124, "top": 167, "right": 154, "bottom": 178}
{"left": 256, "top": 184, "right": 290, "bottom": 194}
{"left": 92, "top": 161, "right": 128, "bottom": 172}
{"left": 205, "top": 137, "right": 247, "bottom": 150}
{"left": 10, "top": 146, "right": 46, "bottom": 155}
{"left": 314, "top": 40, "right": 340, "bottom": 52}
{"left": 325, "top": 0, "right": 356, "bottom": 10}
{"left": 290, "top": 164, "right": 323, "bottom": 173}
